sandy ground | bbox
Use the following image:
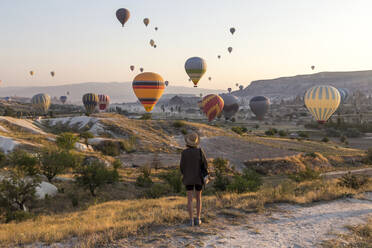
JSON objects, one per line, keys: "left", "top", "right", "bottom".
{"left": 115, "top": 192, "right": 372, "bottom": 248}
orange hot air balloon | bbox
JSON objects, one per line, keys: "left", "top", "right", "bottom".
{"left": 201, "top": 94, "right": 224, "bottom": 121}
{"left": 132, "top": 72, "right": 165, "bottom": 112}
{"left": 130, "top": 65, "right": 135, "bottom": 71}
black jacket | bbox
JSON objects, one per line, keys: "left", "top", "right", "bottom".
{"left": 180, "top": 147, "right": 208, "bottom": 185}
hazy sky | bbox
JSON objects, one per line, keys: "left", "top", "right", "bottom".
{"left": 1, "top": 0, "right": 372, "bottom": 89}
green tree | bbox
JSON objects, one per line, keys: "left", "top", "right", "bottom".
{"left": 75, "top": 160, "right": 119, "bottom": 196}
{"left": 38, "top": 149, "right": 82, "bottom": 182}
{"left": 56, "top": 132, "right": 79, "bottom": 150}
{"left": 79, "top": 131, "right": 94, "bottom": 145}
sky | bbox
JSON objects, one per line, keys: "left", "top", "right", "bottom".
{"left": 1, "top": 0, "right": 372, "bottom": 89}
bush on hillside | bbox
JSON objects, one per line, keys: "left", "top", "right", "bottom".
{"left": 173, "top": 120, "right": 185, "bottom": 128}
{"left": 231, "top": 126, "right": 248, "bottom": 135}
{"left": 297, "top": 131, "right": 309, "bottom": 138}
{"left": 119, "top": 136, "right": 137, "bottom": 153}
{"left": 278, "top": 130, "right": 288, "bottom": 137}
{"left": 145, "top": 183, "right": 170, "bottom": 198}
{"left": 75, "top": 160, "right": 119, "bottom": 196}
{"left": 289, "top": 167, "right": 321, "bottom": 182}
{"left": 321, "top": 137, "right": 329, "bottom": 143}
{"left": 140, "top": 113, "right": 152, "bottom": 120}
{"left": 96, "top": 140, "right": 121, "bottom": 156}
{"left": 265, "top": 128, "right": 278, "bottom": 136}
{"left": 56, "top": 132, "right": 79, "bottom": 150}
{"left": 135, "top": 166, "right": 153, "bottom": 187}
{"left": 213, "top": 158, "right": 231, "bottom": 191}
{"left": 5, "top": 150, "right": 39, "bottom": 176}
{"left": 338, "top": 172, "right": 368, "bottom": 190}
{"left": 227, "top": 169, "right": 263, "bottom": 193}
{"left": 79, "top": 131, "right": 94, "bottom": 145}
{"left": 159, "top": 169, "right": 182, "bottom": 193}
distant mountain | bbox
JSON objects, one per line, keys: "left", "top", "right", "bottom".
{"left": 234, "top": 70, "right": 372, "bottom": 100}
{"left": 0, "top": 82, "right": 223, "bottom": 104}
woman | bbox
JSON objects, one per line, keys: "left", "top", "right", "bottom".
{"left": 180, "top": 132, "right": 208, "bottom": 226}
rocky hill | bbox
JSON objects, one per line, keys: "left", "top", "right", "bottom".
{"left": 234, "top": 70, "right": 372, "bottom": 100}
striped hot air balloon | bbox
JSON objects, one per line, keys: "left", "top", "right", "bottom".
{"left": 32, "top": 93, "right": 51, "bottom": 114}
{"left": 98, "top": 94, "right": 110, "bottom": 111}
{"left": 185, "top": 57, "right": 207, "bottom": 87}
{"left": 201, "top": 94, "right": 224, "bottom": 122}
{"left": 82, "top": 93, "right": 99, "bottom": 115}
{"left": 132, "top": 72, "right": 165, "bottom": 112}
{"left": 304, "top": 85, "right": 340, "bottom": 124}
{"left": 60, "top": 96, "right": 67, "bottom": 104}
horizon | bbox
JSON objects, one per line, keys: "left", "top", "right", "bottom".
{"left": 2, "top": 0, "right": 372, "bottom": 90}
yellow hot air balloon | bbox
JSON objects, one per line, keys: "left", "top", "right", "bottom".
{"left": 304, "top": 85, "right": 341, "bottom": 124}
{"left": 132, "top": 72, "right": 165, "bottom": 112}
{"left": 30, "top": 71, "right": 34, "bottom": 76}
{"left": 150, "top": 39, "right": 155, "bottom": 47}
{"left": 32, "top": 93, "right": 51, "bottom": 115}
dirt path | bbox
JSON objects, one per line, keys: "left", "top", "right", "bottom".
{"left": 115, "top": 193, "right": 372, "bottom": 248}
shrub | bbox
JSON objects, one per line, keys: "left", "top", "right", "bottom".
{"left": 140, "top": 113, "right": 152, "bottom": 120}
{"left": 278, "top": 130, "right": 288, "bottom": 137}
{"left": 297, "top": 131, "right": 309, "bottom": 138}
{"left": 231, "top": 126, "right": 248, "bottom": 135}
{"left": 254, "top": 124, "right": 260, "bottom": 129}
{"left": 159, "top": 169, "right": 182, "bottom": 193}
{"left": 68, "top": 193, "right": 79, "bottom": 207}
{"left": 135, "top": 166, "right": 153, "bottom": 187}
{"left": 119, "top": 136, "right": 137, "bottom": 153}
{"left": 227, "top": 169, "right": 263, "bottom": 193}
{"left": 265, "top": 128, "right": 277, "bottom": 136}
{"left": 340, "top": 136, "right": 347, "bottom": 143}
{"left": 112, "top": 159, "right": 122, "bottom": 170}
{"left": 338, "top": 172, "right": 368, "bottom": 189}
{"left": 173, "top": 120, "right": 185, "bottom": 128}
{"left": 213, "top": 158, "right": 230, "bottom": 191}
{"left": 56, "top": 132, "right": 79, "bottom": 150}
{"left": 321, "top": 137, "right": 329, "bottom": 143}
{"left": 145, "top": 184, "right": 170, "bottom": 198}
{"left": 289, "top": 167, "right": 321, "bottom": 182}
{"left": 181, "top": 128, "right": 187, "bottom": 135}
{"left": 96, "top": 140, "right": 121, "bottom": 156}
{"left": 75, "top": 160, "right": 119, "bottom": 196}
{"left": 38, "top": 149, "right": 81, "bottom": 182}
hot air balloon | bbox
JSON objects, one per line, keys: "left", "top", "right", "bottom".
{"left": 50, "top": 71, "right": 55, "bottom": 77}
{"left": 143, "top": 18, "right": 150, "bottom": 27}
{"left": 337, "top": 88, "right": 349, "bottom": 104}
{"left": 230, "top": 27, "right": 236, "bottom": 35}
{"left": 311, "top": 65, "right": 315, "bottom": 70}
{"left": 155, "top": 27, "right": 158, "bottom": 31}
{"left": 150, "top": 39, "right": 155, "bottom": 47}
{"left": 217, "top": 55, "right": 221, "bottom": 59}
{"left": 220, "top": 93, "right": 239, "bottom": 120}
{"left": 132, "top": 72, "right": 165, "bottom": 112}
{"left": 30, "top": 71, "right": 34, "bottom": 76}
{"left": 98, "top": 94, "right": 110, "bottom": 111}
{"left": 185, "top": 57, "right": 207, "bottom": 87}
{"left": 116, "top": 8, "right": 130, "bottom": 27}
{"left": 165, "top": 81, "right": 169, "bottom": 87}
{"left": 32, "top": 93, "right": 51, "bottom": 114}
{"left": 208, "top": 77, "right": 212, "bottom": 81}
{"left": 201, "top": 94, "right": 224, "bottom": 122}
{"left": 304, "top": 85, "right": 340, "bottom": 124}
{"left": 228, "top": 47, "right": 233, "bottom": 53}
{"left": 239, "top": 85, "right": 244, "bottom": 91}
{"left": 235, "top": 83, "right": 239, "bottom": 87}
{"left": 140, "top": 67, "right": 144, "bottom": 72}
{"left": 60, "top": 96, "right": 67, "bottom": 104}
{"left": 67, "top": 91, "right": 70, "bottom": 95}
{"left": 82, "top": 93, "right": 99, "bottom": 115}
{"left": 249, "top": 96, "right": 270, "bottom": 121}
{"left": 130, "top": 65, "right": 135, "bottom": 71}
{"left": 228, "top": 88, "right": 232, "bottom": 93}
{"left": 154, "top": 45, "right": 157, "bottom": 48}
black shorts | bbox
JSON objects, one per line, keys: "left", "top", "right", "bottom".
{"left": 186, "top": 184, "right": 202, "bottom": 191}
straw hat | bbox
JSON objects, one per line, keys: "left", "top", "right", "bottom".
{"left": 185, "top": 132, "right": 199, "bottom": 147}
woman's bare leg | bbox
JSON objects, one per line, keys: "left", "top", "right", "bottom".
{"left": 195, "top": 190, "right": 202, "bottom": 219}
{"left": 187, "top": 191, "right": 193, "bottom": 220}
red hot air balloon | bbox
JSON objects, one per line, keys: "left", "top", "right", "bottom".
{"left": 98, "top": 94, "right": 110, "bottom": 111}
{"left": 201, "top": 94, "right": 224, "bottom": 121}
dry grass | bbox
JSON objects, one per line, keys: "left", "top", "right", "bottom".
{"left": 1, "top": 178, "right": 371, "bottom": 246}
{"left": 322, "top": 218, "right": 372, "bottom": 248}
